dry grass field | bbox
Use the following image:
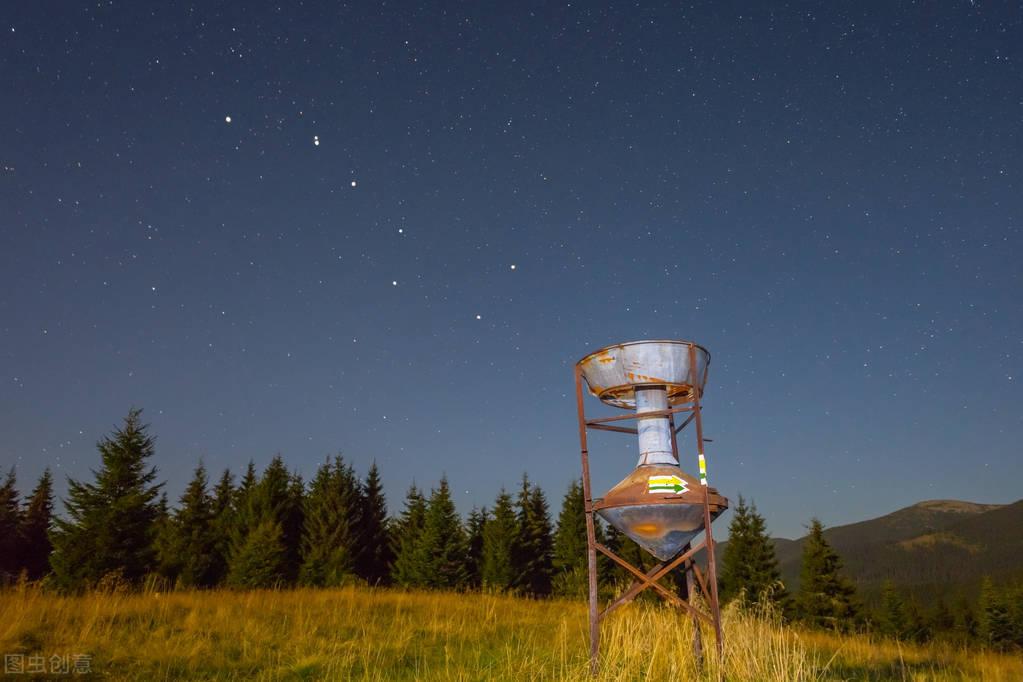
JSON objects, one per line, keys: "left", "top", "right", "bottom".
{"left": 0, "top": 584, "right": 1019, "bottom": 681}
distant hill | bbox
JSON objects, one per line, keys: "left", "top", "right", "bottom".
{"left": 710, "top": 499, "right": 1023, "bottom": 603}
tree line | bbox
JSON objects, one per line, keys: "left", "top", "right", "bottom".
{"left": 719, "top": 495, "right": 1023, "bottom": 649}
{"left": 0, "top": 409, "right": 625, "bottom": 596}
{"left": 1, "top": 408, "right": 1021, "bottom": 650}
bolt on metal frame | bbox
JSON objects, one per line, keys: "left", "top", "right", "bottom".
{"left": 574, "top": 342, "right": 724, "bottom": 675}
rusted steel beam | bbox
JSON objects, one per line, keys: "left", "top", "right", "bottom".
{"left": 594, "top": 544, "right": 683, "bottom": 607}
{"left": 673, "top": 411, "right": 697, "bottom": 435}
{"left": 690, "top": 343, "right": 724, "bottom": 658}
{"left": 604, "top": 539, "right": 707, "bottom": 612}
{"left": 691, "top": 562, "right": 710, "bottom": 600}
{"left": 685, "top": 558, "right": 705, "bottom": 665}
{"left": 574, "top": 365, "right": 600, "bottom": 676}
{"left": 585, "top": 406, "right": 693, "bottom": 426}
{"left": 587, "top": 423, "right": 639, "bottom": 436}
{"left": 668, "top": 412, "right": 681, "bottom": 461}
{"left": 595, "top": 543, "right": 714, "bottom": 626}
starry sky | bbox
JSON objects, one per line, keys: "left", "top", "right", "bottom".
{"left": 2, "top": 1, "right": 1020, "bottom": 539}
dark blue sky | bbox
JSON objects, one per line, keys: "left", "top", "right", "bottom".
{"left": 2, "top": 1, "right": 1020, "bottom": 538}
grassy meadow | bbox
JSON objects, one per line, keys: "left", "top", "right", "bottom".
{"left": 0, "top": 585, "right": 1019, "bottom": 681}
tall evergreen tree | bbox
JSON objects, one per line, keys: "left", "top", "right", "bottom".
{"left": 481, "top": 488, "right": 518, "bottom": 590}
{"left": 1009, "top": 584, "right": 1023, "bottom": 649}
{"left": 928, "top": 598, "right": 955, "bottom": 638}
{"left": 978, "top": 576, "right": 1013, "bottom": 649}
{"left": 19, "top": 468, "right": 53, "bottom": 580}
{"left": 953, "top": 596, "right": 977, "bottom": 641}
{"left": 413, "top": 477, "right": 468, "bottom": 589}
{"left": 795, "top": 518, "right": 859, "bottom": 631}
{"left": 152, "top": 492, "right": 180, "bottom": 581}
{"left": 464, "top": 506, "right": 488, "bottom": 587}
{"left": 50, "top": 409, "right": 163, "bottom": 590}
{"left": 513, "top": 475, "right": 554, "bottom": 597}
{"left": 391, "top": 484, "right": 428, "bottom": 587}
{"left": 552, "top": 479, "right": 589, "bottom": 598}
{"left": 174, "top": 462, "right": 219, "bottom": 587}
{"left": 238, "top": 461, "right": 258, "bottom": 499}
{"left": 0, "top": 468, "right": 21, "bottom": 581}
{"left": 354, "top": 462, "right": 393, "bottom": 585}
{"left": 878, "top": 579, "right": 909, "bottom": 639}
{"left": 300, "top": 456, "right": 360, "bottom": 586}
{"left": 285, "top": 470, "right": 307, "bottom": 581}
{"left": 227, "top": 461, "right": 258, "bottom": 566}
{"left": 227, "top": 518, "right": 288, "bottom": 588}
{"left": 228, "top": 456, "right": 304, "bottom": 585}
{"left": 208, "top": 469, "right": 235, "bottom": 586}
{"left": 720, "top": 496, "right": 787, "bottom": 610}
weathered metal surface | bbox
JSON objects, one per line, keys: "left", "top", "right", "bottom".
{"left": 573, "top": 364, "right": 600, "bottom": 676}
{"left": 577, "top": 340, "right": 710, "bottom": 409}
{"left": 573, "top": 338, "right": 725, "bottom": 672}
{"left": 636, "top": 386, "right": 675, "bottom": 465}
{"left": 593, "top": 463, "right": 728, "bottom": 561}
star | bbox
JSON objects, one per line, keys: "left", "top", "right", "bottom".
{"left": 224, "top": 115, "right": 232, "bottom": 123}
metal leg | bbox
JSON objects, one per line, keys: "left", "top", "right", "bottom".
{"left": 685, "top": 558, "right": 704, "bottom": 666}
{"left": 574, "top": 365, "right": 600, "bottom": 676}
{"left": 689, "top": 344, "right": 724, "bottom": 658}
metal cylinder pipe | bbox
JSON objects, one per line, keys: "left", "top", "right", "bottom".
{"left": 635, "top": 386, "right": 676, "bottom": 465}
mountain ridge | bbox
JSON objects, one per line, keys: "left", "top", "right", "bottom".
{"left": 709, "top": 497, "right": 1023, "bottom": 602}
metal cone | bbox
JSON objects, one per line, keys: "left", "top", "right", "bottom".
{"left": 594, "top": 464, "right": 728, "bottom": 561}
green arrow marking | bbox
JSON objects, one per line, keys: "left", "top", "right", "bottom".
{"left": 648, "top": 476, "right": 689, "bottom": 495}
{"left": 649, "top": 484, "right": 687, "bottom": 493}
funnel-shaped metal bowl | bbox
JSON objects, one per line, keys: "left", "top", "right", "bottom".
{"left": 578, "top": 340, "right": 710, "bottom": 409}
{"left": 595, "top": 464, "right": 728, "bottom": 561}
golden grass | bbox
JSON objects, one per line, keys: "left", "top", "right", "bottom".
{"left": 0, "top": 584, "right": 1018, "bottom": 681}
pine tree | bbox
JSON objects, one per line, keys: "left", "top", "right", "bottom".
{"left": 720, "top": 496, "right": 787, "bottom": 610}
{"left": 391, "top": 484, "right": 428, "bottom": 586}
{"left": 174, "top": 462, "right": 219, "bottom": 587}
{"left": 50, "top": 409, "right": 163, "bottom": 590}
{"left": 552, "top": 479, "right": 589, "bottom": 598}
{"left": 0, "top": 468, "right": 22, "bottom": 581}
{"left": 228, "top": 456, "right": 304, "bottom": 585}
{"left": 928, "top": 598, "right": 955, "bottom": 638}
{"left": 354, "top": 462, "right": 392, "bottom": 585}
{"left": 226, "top": 462, "right": 259, "bottom": 570}
{"left": 720, "top": 495, "right": 752, "bottom": 603}
{"left": 978, "top": 576, "right": 1013, "bottom": 649}
{"left": 481, "top": 488, "right": 518, "bottom": 590}
{"left": 19, "top": 468, "right": 53, "bottom": 580}
{"left": 238, "top": 461, "right": 258, "bottom": 499}
{"left": 1009, "top": 584, "right": 1023, "bottom": 649}
{"left": 414, "top": 477, "right": 468, "bottom": 589}
{"left": 879, "top": 579, "right": 909, "bottom": 639}
{"left": 953, "top": 596, "right": 977, "bottom": 641}
{"left": 152, "top": 492, "right": 181, "bottom": 581}
{"left": 300, "top": 457, "right": 359, "bottom": 586}
{"left": 464, "top": 506, "right": 488, "bottom": 587}
{"left": 208, "top": 469, "right": 235, "bottom": 586}
{"left": 513, "top": 475, "right": 553, "bottom": 597}
{"left": 285, "top": 470, "right": 306, "bottom": 581}
{"left": 795, "top": 518, "right": 859, "bottom": 631}
{"left": 904, "top": 597, "right": 930, "bottom": 643}
{"left": 227, "top": 518, "right": 288, "bottom": 588}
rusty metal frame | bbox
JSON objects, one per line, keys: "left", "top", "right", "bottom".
{"left": 574, "top": 343, "right": 724, "bottom": 675}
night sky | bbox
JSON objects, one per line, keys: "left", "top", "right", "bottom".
{"left": 2, "top": 1, "right": 1020, "bottom": 539}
